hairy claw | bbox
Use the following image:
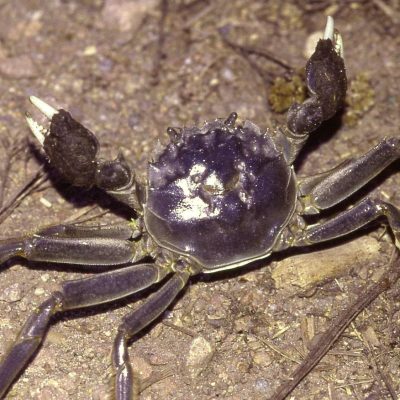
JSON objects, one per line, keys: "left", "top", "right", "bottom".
{"left": 286, "top": 16, "right": 347, "bottom": 136}
{"left": 44, "top": 109, "right": 100, "bottom": 187}
{"left": 25, "top": 98, "right": 137, "bottom": 204}
{"left": 27, "top": 97, "right": 101, "bottom": 186}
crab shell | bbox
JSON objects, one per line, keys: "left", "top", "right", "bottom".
{"left": 144, "top": 119, "right": 297, "bottom": 271}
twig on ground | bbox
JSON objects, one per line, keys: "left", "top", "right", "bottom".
{"left": 0, "top": 138, "right": 27, "bottom": 208}
{"left": 162, "top": 320, "right": 198, "bottom": 337}
{"left": 0, "top": 169, "right": 47, "bottom": 225}
{"left": 269, "top": 249, "right": 400, "bottom": 400}
{"left": 218, "top": 27, "right": 293, "bottom": 76}
{"left": 372, "top": 0, "right": 400, "bottom": 25}
{"left": 140, "top": 365, "right": 174, "bottom": 392}
{"left": 151, "top": 0, "right": 169, "bottom": 86}
{"left": 62, "top": 205, "right": 102, "bottom": 224}
{"left": 362, "top": 331, "right": 398, "bottom": 400}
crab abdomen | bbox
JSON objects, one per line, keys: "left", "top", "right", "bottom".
{"left": 144, "top": 120, "right": 296, "bottom": 271}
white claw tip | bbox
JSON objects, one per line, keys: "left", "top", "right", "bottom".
{"left": 323, "top": 16, "right": 334, "bottom": 41}
{"left": 29, "top": 96, "right": 58, "bottom": 120}
{"left": 26, "top": 113, "right": 46, "bottom": 146}
{"left": 323, "top": 16, "right": 344, "bottom": 59}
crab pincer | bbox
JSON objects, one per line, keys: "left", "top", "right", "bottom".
{"left": 26, "top": 97, "right": 140, "bottom": 208}
{"left": 287, "top": 15, "right": 347, "bottom": 136}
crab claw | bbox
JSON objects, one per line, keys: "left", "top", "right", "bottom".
{"left": 287, "top": 16, "right": 347, "bottom": 135}
{"left": 26, "top": 96, "right": 135, "bottom": 197}
{"left": 26, "top": 96, "right": 100, "bottom": 187}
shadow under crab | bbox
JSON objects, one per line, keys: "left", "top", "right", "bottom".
{"left": 0, "top": 17, "right": 399, "bottom": 400}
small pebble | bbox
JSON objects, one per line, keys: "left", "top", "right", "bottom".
{"left": 34, "top": 287, "right": 45, "bottom": 296}
{"left": 186, "top": 336, "right": 214, "bottom": 378}
{"left": 3, "top": 283, "right": 22, "bottom": 302}
{"left": 254, "top": 378, "right": 271, "bottom": 393}
{"left": 83, "top": 45, "right": 97, "bottom": 56}
{"left": 102, "top": 0, "right": 158, "bottom": 32}
{"left": 0, "top": 54, "right": 38, "bottom": 79}
{"left": 252, "top": 349, "right": 272, "bottom": 367}
{"left": 40, "top": 197, "right": 52, "bottom": 208}
{"left": 92, "top": 384, "right": 112, "bottom": 400}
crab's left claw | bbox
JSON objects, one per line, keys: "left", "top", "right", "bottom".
{"left": 287, "top": 16, "right": 347, "bottom": 136}
{"left": 26, "top": 97, "right": 140, "bottom": 209}
{"left": 26, "top": 96, "right": 101, "bottom": 187}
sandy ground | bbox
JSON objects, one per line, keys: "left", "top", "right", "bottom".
{"left": 0, "top": 1, "right": 399, "bottom": 399}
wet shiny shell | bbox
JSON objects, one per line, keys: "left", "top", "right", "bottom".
{"left": 144, "top": 120, "right": 296, "bottom": 271}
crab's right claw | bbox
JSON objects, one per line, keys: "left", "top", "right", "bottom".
{"left": 287, "top": 16, "right": 347, "bottom": 135}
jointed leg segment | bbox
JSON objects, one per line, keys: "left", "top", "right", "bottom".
{"left": 295, "top": 197, "right": 400, "bottom": 247}
{"left": 295, "top": 137, "right": 400, "bottom": 248}
{"left": 299, "top": 137, "right": 400, "bottom": 214}
{"left": 0, "top": 293, "right": 62, "bottom": 397}
{"left": 0, "top": 222, "right": 143, "bottom": 266}
{"left": 0, "top": 262, "right": 173, "bottom": 398}
{"left": 112, "top": 269, "right": 190, "bottom": 400}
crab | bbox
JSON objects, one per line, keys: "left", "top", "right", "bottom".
{"left": 0, "top": 16, "right": 398, "bottom": 399}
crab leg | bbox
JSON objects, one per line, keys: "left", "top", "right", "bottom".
{"left": 299, "top": 137, "right": 400, "bottom": 214}
{"left": 0, "top": 262, "right": 169, "bottom": 398}
{"left": 112, "top": 268, "right": 190, "bottom": 400}
{"left": 26, "top": 97, "right": 141, "bottom": 210}
{"left": 294, "top": 197, "right": 400, "bottom": 248}
{"left": 0, "top": 223, "right": 144, "bottom": 266}
{"left": 295, "top": 138, "right": 400, "bottom": 246}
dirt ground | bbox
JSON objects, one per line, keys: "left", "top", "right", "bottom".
{"left": 0, "top": 1, "right": 399, "bottom": 399}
